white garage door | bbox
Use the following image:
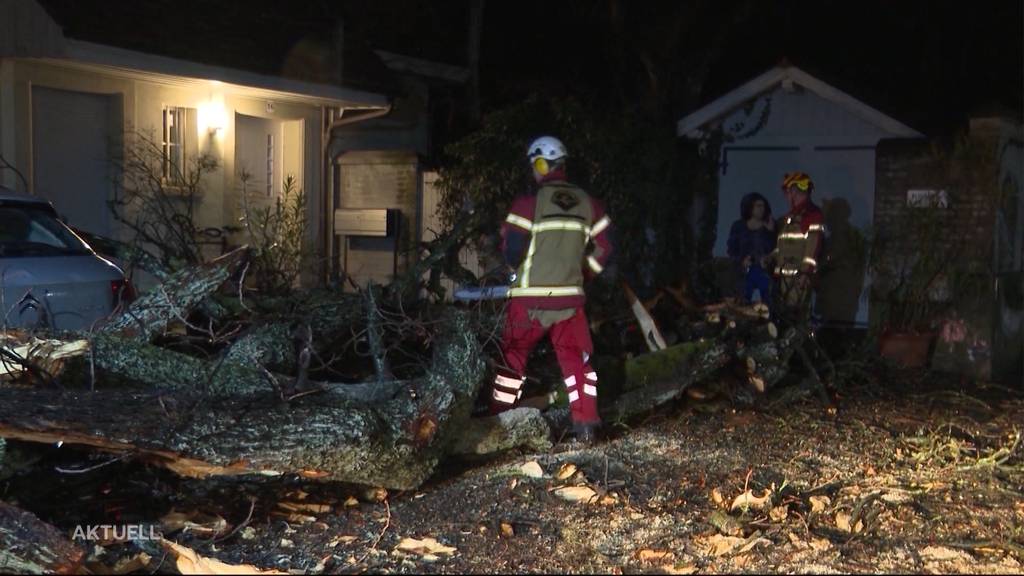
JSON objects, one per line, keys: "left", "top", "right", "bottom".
{"left": 716, "top": 146, "right": 876, "bottom": 326}
{"left": 32, "top": 86, "right": 116, "bottom": 237}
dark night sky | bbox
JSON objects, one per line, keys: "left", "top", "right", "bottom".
{"left": 40, "top": 0, "right": 1023, "bottom": 137}
{"left": 474, "top": 0, "right": 1023, "bottom": 136}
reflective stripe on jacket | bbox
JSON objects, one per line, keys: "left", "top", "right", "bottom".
{"left": 773, "top": 201, "right": 825, "bottom": 277}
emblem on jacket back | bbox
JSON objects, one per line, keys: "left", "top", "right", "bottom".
{"left": 552, "top": 190, "right": 580, "bottom": 211}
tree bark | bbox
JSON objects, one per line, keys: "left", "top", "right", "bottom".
{"left": 100, "top": 247, "right": 249, "bottom": 342}
{"left": 222, "top": 291, "right": 364, "bottom": 372}
{"left": 737, "top": 327, "right": 803, "bottom": 393}
{"left": 0, "top": 311, "right": 485, "bottom": 490}
{"left": 0, "top": 500, "right": 85, "bottom": 575}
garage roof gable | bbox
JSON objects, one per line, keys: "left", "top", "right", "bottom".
{"left": 677, "top": 64, "right": 923, "bottom": 140}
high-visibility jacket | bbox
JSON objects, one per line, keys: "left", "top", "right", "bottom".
{"left": 500, "top": 180, "right": 613, "bottom": 309}
{"left": 773, "top": 200, "right": 825, "bottom": 277}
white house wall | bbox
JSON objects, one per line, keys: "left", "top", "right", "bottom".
{"left": 0, "top": 58, "right": 325, "bottom": 255}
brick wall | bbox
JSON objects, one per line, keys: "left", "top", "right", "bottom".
{"left": 874, "top": 137, "right": 998, "bottom": 266}
{"left": 874, "top": 127, "right": 1007, "bottom": 378}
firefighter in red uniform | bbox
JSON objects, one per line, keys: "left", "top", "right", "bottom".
{"left": 768, "top": 171, "right": 826, "bottom": 319}
{"left": 489, "top": 136, "right": 614, "bottom": 444}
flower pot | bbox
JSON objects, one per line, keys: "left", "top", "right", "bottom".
{"left": 879, "top": 331, "right": 935, "bottom": 368}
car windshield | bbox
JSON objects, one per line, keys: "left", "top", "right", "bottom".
{"left": 0, "top": 204, "right": 92, "bottom": 257}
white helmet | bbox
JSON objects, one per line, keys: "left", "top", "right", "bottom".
{"left": 527, "top": 136, "right": 568, "bottom": 162}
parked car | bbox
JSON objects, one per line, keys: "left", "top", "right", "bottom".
{"left": 0, "top": 186, "right": 131, "bottom": 331}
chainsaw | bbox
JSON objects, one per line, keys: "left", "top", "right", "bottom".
{"left": 453, "top": 272, "right": 667, "bottom": 352}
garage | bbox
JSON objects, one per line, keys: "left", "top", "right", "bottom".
{"left": 31, "top": 85, "right": 119, "bottom": 238}
{"left": 677, "top": 65, "right": 923, "bottom": 327}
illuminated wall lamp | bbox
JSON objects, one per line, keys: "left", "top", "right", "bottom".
{"left": 198, "top": 100, "right": 226, "bottom": 135}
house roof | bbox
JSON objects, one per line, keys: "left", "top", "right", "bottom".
{"left": 677, "top": 64, "right": 924, "bottom": 139}
{"left": 34, "top": 0, "right": 400, "bottom": 99}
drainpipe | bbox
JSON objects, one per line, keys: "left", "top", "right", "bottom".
{"left": 321, "top": 103, "right": 393, "bottom": 284}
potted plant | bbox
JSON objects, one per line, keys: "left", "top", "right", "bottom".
{"left": 866, "top": 210, "right": 949, "bottom": 367}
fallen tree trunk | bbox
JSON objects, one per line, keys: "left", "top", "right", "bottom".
{"left": 737, "top": 327, "right": 803, "bottom": 393}
{"left": 88, "top": 334, "right": 272, "bottom": 395}
{"left": 100, "top": 247, "right": 249, "bottom": 342}
{"left": 221, "top": 291, "right": 364, "bottom": 373}
{"left": 604, "top": 341, "right": 734, "bottom": 423}
{"left": 0, "top": 311, "right": 485, "bottom": 490}
{"left": 0, "top": 501, "right": 85, "bottom": 575}
{"left": 466, "top": 316, "right": 806, "bottom": 450}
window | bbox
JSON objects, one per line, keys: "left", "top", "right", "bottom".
{"left": 162, "top": 106, "right": 195, "bottom": 181}
{"left": 0, "top": 204, "right": 90, "bottom": 257}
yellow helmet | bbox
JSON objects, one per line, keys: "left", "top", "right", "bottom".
{"left": 782, "top": 172, "right": 814, "bottom": 193}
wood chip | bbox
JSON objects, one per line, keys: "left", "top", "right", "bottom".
{"left": 556, "top": 462, "right": 578, "bottom": 481}
{"left": 161, "top": 539, "right": 286, "bottom": 575}
{"left": 699, "top": 534, "right": 746, "bottom": 556}
{"left": 276, "top": 501, "right": 332, "bottom": 514}
{"left": 809, "top": 495, "right": 831, "bottom": 514}
{"left": 362, "top": 487, "right": 388, "bottom": 502}
{"left": 270, "top": 510, "right": 316, "bottom": 524}
{"left": 835, "top": 511, "right": 863, "bottom": 533}
{"left": 810, "top": 537, "right": 832, "bottom": 551}
{"left": 160, "top": 509, "right": 230, "bottom": 537}
{"left": 519, "top": 461, "right": 544, "bottom": 478}
{"left": 343, "top": 496, "right": 359, "bottom": 507}
{"left": 395, "top": 537, "right": 456, "bottom": 556}
{"left": 686, "top": 386, "right": 711, "bottom": 400}
{"left": 636, "top": 549, "right": 675, "bottom": 563}
{"left": 553, "top": 485, "right": 598, "bottom": 503}
{"left": 698, "top": 532, "right": 769, "bottom": 557}
{"left": 710, "top": 487, "right": 725, "bottom": 506}
{"left": 770, "top": 505, "right": 789, "bottom": 522}
{"left": 328, "top": 536, "right": 357, "bottom": 547}
{"left": 730, "top": 489, "right": 772, "bottom": 512}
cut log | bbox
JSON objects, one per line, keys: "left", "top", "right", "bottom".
{"left": 0, "top": 311, "right": 486, "bottom": 490}
{"left": 737, "top": 327, "right": 803, "bottom": 393}
{"left": 0, "top": 500, "right": 85, "bottom": 574}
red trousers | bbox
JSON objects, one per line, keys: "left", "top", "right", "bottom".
{"left": 490, "top": 300, "right": 600, "bottom": 425}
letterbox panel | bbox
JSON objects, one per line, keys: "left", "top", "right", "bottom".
{"left": 335, "top": 208, "right": 389, "bottom": 237}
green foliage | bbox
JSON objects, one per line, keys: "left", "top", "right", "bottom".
{"left": 239, "top": 174, "right": 315, "bottom": 295}
{"left": 436, "top": 94, "right": 707, "bottom": 289}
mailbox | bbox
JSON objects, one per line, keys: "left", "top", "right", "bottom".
{"left": 334, "top": 208, "right": 393, "bottom": 237}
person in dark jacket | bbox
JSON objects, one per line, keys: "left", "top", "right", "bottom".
{"left": 726, "top": 192, "right": 776, "bottom": 303}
